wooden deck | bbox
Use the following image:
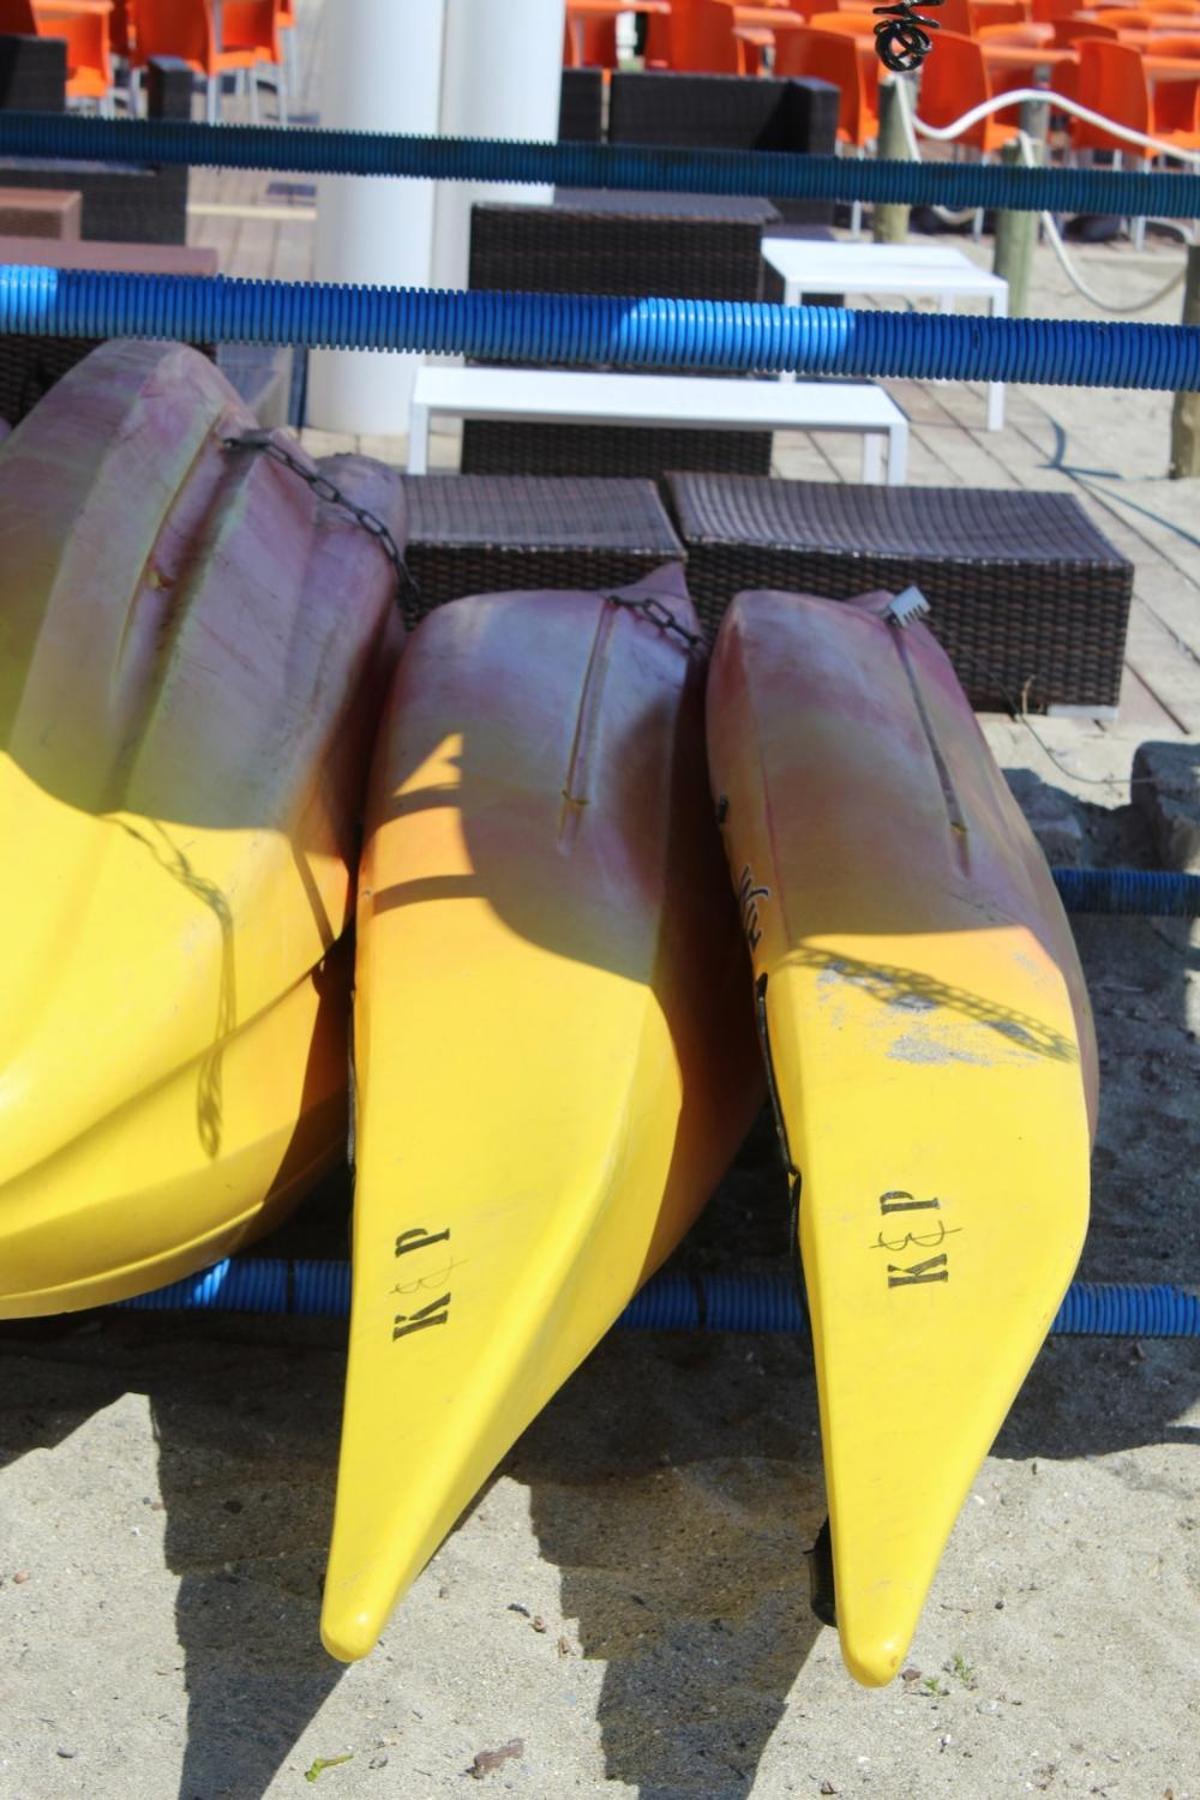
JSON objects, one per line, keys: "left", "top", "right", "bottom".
{"left": 186, "top": 0, "right": 1200, "bottom": 792}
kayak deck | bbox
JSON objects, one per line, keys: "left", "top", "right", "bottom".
{"left": 708, "top": 587, "right": 1095, "bottom": 1686}
{"left": 323, "top": 573, "right": 761, "bottom": 1661}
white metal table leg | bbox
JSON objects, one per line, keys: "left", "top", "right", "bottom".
{"left": 861, "top": 433, "right": 883, "bottom": 484}
{"left": 407, "top": 403, "right": 432, "bottom": 474}
{"left": 987, "top": 286, "right": 1007, "bottom": 431}
{"left": 887, "top": 416, "right": 908, "bottom": 485}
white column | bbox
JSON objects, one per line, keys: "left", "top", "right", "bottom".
{"left": 306, "top": 0, "right": 447, "bottom": 436}
{"left": 430, "top": 0, "right": 566, "bottom": 298}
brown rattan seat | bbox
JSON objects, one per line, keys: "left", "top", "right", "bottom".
{"left": 665, "top": 473, "right": 1134, "bottom": 712}
{"left": 462, "top": 198, "right": 781, "bottom": 481}
{"left": 402, "top": 474, "right": 684, "bottom": 617}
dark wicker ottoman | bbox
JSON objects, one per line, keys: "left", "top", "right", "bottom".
{"left": 559, "top": 67, "right": 604, "bottom": 143}
{"left": 462, "top": 196, "right": 782, "bottom": 481}
{"left": 664, "top": 474, "right": 1134, "bottom": 713}
{"left": 401, "top": 474, "right": 685, "bottom": 618}
{"left": 607, "top": 72, "right": 840, "bottom": 224}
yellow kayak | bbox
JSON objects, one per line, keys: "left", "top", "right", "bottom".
{"left": 707, "top": 586, "right": 1097, "bottom": 1687}
{"left": 0, "top": 341, "right": 403, "bottom": 1315}
{"left": 322, "top": 570, "right": 763, "bottom": 1661}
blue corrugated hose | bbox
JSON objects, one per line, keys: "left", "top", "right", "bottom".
{"left": 1053, "top": 868, "right": 1200, "bottom": 916}
{"left": 1, "top": 116, "right": 1200, "bottom": 219}
{"left": 119, "top": 1260, "right": 1200, "bottom": 1336}
{"left": 2, "top": 265, "right": 1199, "bottom": 391}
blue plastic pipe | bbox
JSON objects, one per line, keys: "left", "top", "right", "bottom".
{"left": 1052, "top": 868, "right": 1200, "bottom": 917}
{"left": 1, "top": 116, "right": 1200, "bottom": 220}
{"left": 2, "top": 266, "right": 1199, "bottom": 392}
{"left": 119, "top": 1259, "right": 1200, "bottom": 1337}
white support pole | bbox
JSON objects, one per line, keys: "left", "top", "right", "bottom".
{"left": 306, "top": 0, "right": 447, "bottom": 436}
{"left": 431, "top": 0, "right": 566, "bottom": 298}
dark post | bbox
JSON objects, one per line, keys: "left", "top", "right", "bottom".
{"left": 992, "top": 103, "right": 1047, "bottom": 317}
{"left": 873, "top": 78, "right": 913, "bottom": 246}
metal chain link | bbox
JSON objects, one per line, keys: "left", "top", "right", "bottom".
{"left": 603, "top": 590, "right": 703, "bottom": 654}
{"left": 222, "top": 429, "right": 421, "bottom": 620}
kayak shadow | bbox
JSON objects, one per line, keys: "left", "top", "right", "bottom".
{"left": 990, "top": 768, "right": 1200, "bottom": 1463}
{"left": 0, "top": 1287, "right": 348, "bottom": 1800}
{"left": 511, "top": 1118, "right": 830, "bottom": 1799}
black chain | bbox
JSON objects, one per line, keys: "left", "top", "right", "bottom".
{"left": 222, "top": 430, "right": 421, "bottom": 620}
{"left": 603, "top": 590, "right": 703, "bottom": 653}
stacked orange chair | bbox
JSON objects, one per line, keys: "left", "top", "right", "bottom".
{"left": 131, "top": 0, "right": 277, "bottom": 122}
{"left": 649, "top": 0, "right": 742, "bottom": 71}
{"left": 1072, "top": 35, "right": 1200, "bottom": 151}
{"left": 918, "top": 30, "right": 1021, "bottom": 234}
{"left": 222, "top": 0, "right": 287, "bottom": 121}
{"left": 563, "top": 15, "right": 618, "bottom": 67}
{"left": 775, "top": 26, "right": 877, "bottom": 229}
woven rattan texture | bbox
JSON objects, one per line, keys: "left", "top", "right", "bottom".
{"left": 469, "top": 203, "right": 774, "bottom": 303}
{"left": 0, "top": 332, "right": 215, "bottom": 424}
{"left": 402, "top": 474, "right": 685, "bottom": 614}
{"left": 607, "top": 72, "right": 839, "bottom": 224}
{"left": 460, "top": 423, "right": 773, "bottom": 482}
{"left": 666, "top": 474, "right": 1134, "bottom": 711}
{"left": 0, "top": 53, "right": 189, "bottom": 243}
{"left": 465, "top": 203, "right": 777, "bottom": 478}
{"left": 558, "top": 68, "right": 604, "bottom": 143}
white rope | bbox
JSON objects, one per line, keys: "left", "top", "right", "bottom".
{"left": 1017, "top": 132, "right": 1190, "bottom": 312}
{"left": 898, "top": 76, "right": 1200, "bottom": 165}
{"left": 889, "top": 77, "right": 1193, "bottom": 315}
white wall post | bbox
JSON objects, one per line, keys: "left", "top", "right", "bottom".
{"left": 431, "top": 0, "right": 566, "bottom": 297}
{"left": 306, "top": 0, "right": 447, "bottom": 436}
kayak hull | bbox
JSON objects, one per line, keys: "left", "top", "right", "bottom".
{"left": 322, "top": 571, "right": 763, "bottom": 1661}
{"left": 707, "top": 588, "right": 1095, "bottom": 1687}
{"left": 0, "top": 342, "right": 403, "bottom": 1315}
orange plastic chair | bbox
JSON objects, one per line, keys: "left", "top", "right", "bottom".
{"left": 1142, "top": 33, "right": 1200, "bottom": 135}
{"left": 1087, "top": 7, "right": 1158, "bottom": 23}
{"left": 931, "top": 0, "right": 974, "bottom": 30}
{"left": 775, "top": 22, "right": 877, "bottom": 227}
{"left": 1031, "top": 0, "right": 1084, "bottom": 20}
{"left": 110, "top": 0, "right": 132, "bottom": 58}
{"left": 223, "top": 0, "right": 285, "bottom": 116}
{"left": 648, "top": 0, "right": 740, "bottom": 69}
{"left": 970, "top": 0, "right": 1029, "bottom": 26}
{"left": 918, "top": 29, "right": 1022, "bottom": 149}
{"left": 563, "top": 15, "right": 618, "bottom": 67}
{"left": 132, "top": 0, "right": 269, "bottom": 121}
{"left": 775, "top": 25, "right": 878, "bottom": 141}
{"left": 806, "top": 10, "right": 877, "bottom": 32}
{"left": 1052, "top": 16, "right": 1118, "bottom": 42}
{"left": 1069, "top": 36, "right": 1153, "bottom": 153}
{"left": 0, "top": 0, "right": 114, "bottom": 105}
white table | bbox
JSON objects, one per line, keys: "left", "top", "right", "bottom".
{"left": 408, "top": 366, "right": 909, "bottom": 485}
{"left": 763, "top": 239, "right": 1010, "bottom": 432}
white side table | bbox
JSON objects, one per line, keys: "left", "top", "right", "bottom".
{"left": 763, "top": 239, "right": 1009, "bottom": 432}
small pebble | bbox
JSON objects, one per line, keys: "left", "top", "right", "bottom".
{"left": 819, "top": 1784, "right": 838, "bottom": 1796}
{"left": 369, "top": 1754, "right": 388, "bottom": 1770}
{"left": 557, "top": 1636, "right": 572, "bottom": 1657}
{"left": 531, "top": 1616, "right": 547, "bottom": 1634}
{"left": 56, "top": 1749, "right": 76, "bottom": 1760}
{"left": 13, "top": 1571, "right": 29, "bottom": 1585}
{"left": 901, "top": 1667, "right": 922, "bottom": 1683}
{"left": 469, "top": 1738, "right": 524, "bottom": 1780}
{"left": 507, "top": 1603, "right": 530, "bottom": 1618}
